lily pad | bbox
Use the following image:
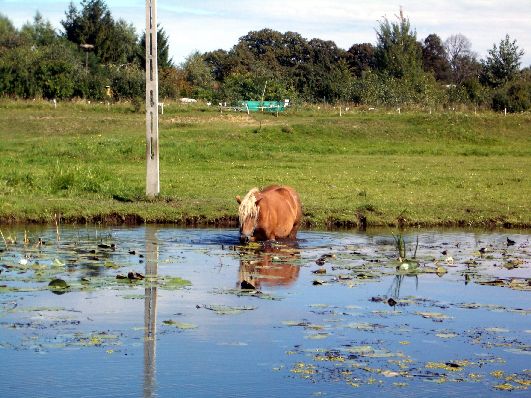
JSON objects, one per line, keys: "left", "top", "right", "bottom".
{"left": 416, "top": 312, "right": 451, "bottom": 321}
{"left": 48, "top": 278, "right": 69, "bottom": 293}
{"left": 203, "top": 304, "right": 257, "bottom": 315}
{"left": 436, "top": 332, "right": 458, "bottom": 339}
{"left": 160, "top": 276, "right": 191, "bottom": 289}
{"left": 162, "top": 320, "right": 198, "bottom": 330}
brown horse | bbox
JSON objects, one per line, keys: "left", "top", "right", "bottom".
{"left": 236, "top": 185, "right": 302, "bottom": 243}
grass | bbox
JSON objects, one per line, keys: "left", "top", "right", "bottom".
{"left": 0, "top": 99, "right": 530, "bottom": 228}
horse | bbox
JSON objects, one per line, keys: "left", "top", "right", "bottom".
{"left": 235, "top": 185, "right": 302, "bottom": 243}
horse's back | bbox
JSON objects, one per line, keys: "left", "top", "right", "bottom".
{"left": 258, "top": 185, "right": 302, "bottom": 240}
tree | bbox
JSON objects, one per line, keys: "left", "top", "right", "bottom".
{"left": 62, "top": 0, "right": 112, "bottom": 46}
{"left": 347, "top": 43, "right": 376, "bottom": 77}
{"left": 481, "top": 34, "right": 524, "bottom": 87}
{"left": 182, "top": 51, "right": 215, "bottom": 99}
{"left": 232, "top": 29, "right": 284, "bottom": 76}
{"left": 0, "top": 39, "right": 82, "bottom": 99}
{"left": 444, "top": 34, "right": 479, "bottom": 84}
{"left": 36, "top": 41, "right": 82, "bottom": 98}
{"left": 61, "top": 0, "right": 137, "bottom": 64}
{"left": 374, "top": 10, "right": 423, "bottom": 79}
{"left": 204, "top": 49, "right": 232, "bottom": 81}
{"left": 278, "top": 31, "right": 312, "bottom": 68}
{"left": 0, "top": 14, "right": 23, "bottom": 50}
{"left": 238, "top": 28, "right": 284, "bottom": 58}
{"left": 422, "top": 34, "right": 450, "bottom": 82}
{"left": 492, "top": 79, "right": 531, "bottom": 112}
{"left": 20, "top": 12, "right": 58, "bottom": 46}
{"left": 307, "top": 38, "right": 349, "bottom": 101}
{"left": 138, "top": 25, "right": 173, "bottom": 69}
{"left": 159, "top": 66, "right": 189, "bottom": 99}
{"left": 107, "top": 19, "right": 138, "bottom": 64}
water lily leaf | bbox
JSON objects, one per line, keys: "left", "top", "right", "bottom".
{"left": 48, "top": 278, "right": 69, "bottom": 290}
{"left": 346, "top": 322, "right": 386, "bottom": 331}
{"left": 436, "top": 266, "right": 447, "bottom": 276}
{"left": 366, "top": 350, "right": 401, "bottom": 358}
{"left": 282, "top": 320, "right": 309, "bottom": 327}
{"left": 346, "top": 345, "right": 374, "bottom": 355}
{"left": 436, "top": 332, "right": 458, "bottom": 339}
{"left": 160, "top": 276, "right": 191, "bottom": 289}
{"left": 381, "top": 370, "right": 400, "bottom": 377}
{"left": 508, "top": 279, "right": 531, "bottom": 291}
{"left": 104, "top": 261, "right": 120, "bottom": 269}
{"left": 305, "top": 333, "right": 329, "bottom": 340}
{"left": 121, "top": 294, "right": 144, "bottom": 300}
{"left": 503, "top": 348, "right": 531, "bottom": 356}
{"left": 485, "top": 327, "right": 510, "bottom": 333}
{"left": 162, "top": 320, "right": 197, "bottom": 330}
{"left": 494, "top": 383, "right": 515, "bottom": 391}
{"left": 416, "top": 312, "right": 451, "bottom": 320}
{"left": 291, "top": 362, "right": 317, "bottom": 375}
{"left": 52, "top": 258, "right": 65, "bottom": 267}
{"left": 204, "top": 304, "right": 256, "bottom": 315}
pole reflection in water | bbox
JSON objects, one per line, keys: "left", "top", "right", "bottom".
{"left": 144, "top": 226, "right": 158, "bottom": 398}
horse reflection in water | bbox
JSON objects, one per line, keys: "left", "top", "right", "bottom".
{"left": 238, "top": 243, "right": 301, "bottom": 290}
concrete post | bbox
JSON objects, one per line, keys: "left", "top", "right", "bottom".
{"left": 145, "top": 0, "right": 160, "bottom": 197}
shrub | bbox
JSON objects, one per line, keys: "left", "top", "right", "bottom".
{"left": 492, "top": 79, "right": 531, "bottom": 112}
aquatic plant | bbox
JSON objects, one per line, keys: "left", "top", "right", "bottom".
{"left": 392, "top": 233, "right": 419, "bottom": 262}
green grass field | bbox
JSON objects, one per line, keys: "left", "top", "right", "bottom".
{"left": 0, "top": 100, "right": 530, "bottom": 228}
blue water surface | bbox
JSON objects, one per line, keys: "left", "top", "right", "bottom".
{"left": 0, "top": 226, "right": 529, "bottom": 397}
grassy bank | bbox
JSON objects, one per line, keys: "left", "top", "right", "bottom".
{"left": 0, "top": 100, "right": 530, "bottom": 228}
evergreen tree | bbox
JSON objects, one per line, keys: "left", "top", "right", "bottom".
{"left": 374, "top": 10, "right": 423, "bottom": 79}
{"left": 61, "top": 0, "right": 136, "bottom": 64}
{"left": 482, "top": 34, "right": 524, "bottom": 87}
{"left": 20, "top": 12, "right": 58, "bottom": 46}
{"left": 138, "top": 25, "right": 173, "bottom": 69}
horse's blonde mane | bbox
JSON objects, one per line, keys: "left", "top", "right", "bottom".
{"left": 238, "top": 187, "right": 260, "bottom": 225}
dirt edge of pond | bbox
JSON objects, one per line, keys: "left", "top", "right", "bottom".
{"left": 0, "top": 212, "right": 528, "bottom": 230}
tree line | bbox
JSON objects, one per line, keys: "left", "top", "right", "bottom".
{"left": 0, "top": 1, "right": 529, "bottom": 112}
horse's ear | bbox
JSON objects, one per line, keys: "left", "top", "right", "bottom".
{"left": 235, "top": 195, "right": 241, "bottom": 204}
{"left": 254, "top": 193, "right": 264, "bottom": 204}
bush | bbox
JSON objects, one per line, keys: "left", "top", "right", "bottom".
{"left": 0, "top": 40, "right": 82, "bottom": 99}
{"left": 108, "top": 64, "right": 144, "bottom": 101}
{"left": 492, "top": 79, "right": 531, "bottom": 112}
{"left": 357, "top": 71, "right": 444, "bottom": 108}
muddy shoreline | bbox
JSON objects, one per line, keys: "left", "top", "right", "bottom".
{"left": 0, "top": 213, "right": 529, "bottom": 229}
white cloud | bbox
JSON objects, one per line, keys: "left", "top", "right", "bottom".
{"left": 3, "top": 0, "right": 531, "bottom": 65}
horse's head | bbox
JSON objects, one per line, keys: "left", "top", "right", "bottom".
{"left": 236, "top": 188, "right": 261, "bottom": 243}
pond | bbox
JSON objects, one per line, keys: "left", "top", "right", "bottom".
{"left": 0, "top": 226, "right": 529, "bottom": 397}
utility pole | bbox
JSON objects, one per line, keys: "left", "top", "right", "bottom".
{"left": 80, "top": 43, "right": 94, "bottom": 74}
{"left": 145, "top": 0, "right": 160, "bottom": 197}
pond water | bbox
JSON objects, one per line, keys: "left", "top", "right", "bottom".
{"left": 0, "top": 226, "right": 529, "bottom": 397}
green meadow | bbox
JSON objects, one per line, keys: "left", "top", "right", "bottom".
{"left": 0, "top": 100, "right": 529, "bottom": 228}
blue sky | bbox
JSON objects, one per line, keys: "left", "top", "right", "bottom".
{"left": 2, "top": 0, "right": 530, "bottom": 66}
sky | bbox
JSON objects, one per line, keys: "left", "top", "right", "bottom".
{"left": 2, "top": 0, "right": 531, "bottom": 67}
